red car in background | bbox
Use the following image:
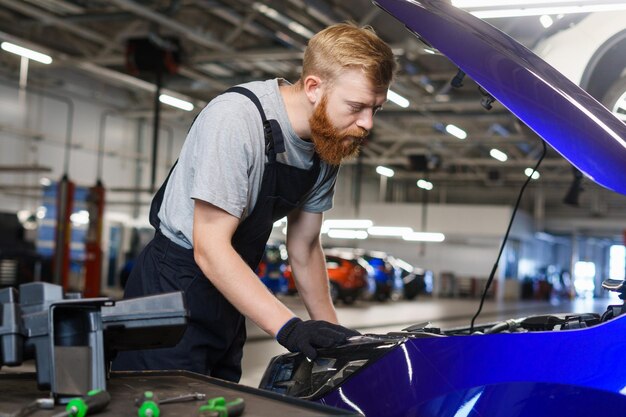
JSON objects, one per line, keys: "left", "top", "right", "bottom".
{"left": 284, "top": 253, "right": 368, "bottom": 304}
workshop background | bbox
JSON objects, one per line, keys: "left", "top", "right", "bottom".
{"left": 0, "top": 0, "right": 625, "bottom": 388}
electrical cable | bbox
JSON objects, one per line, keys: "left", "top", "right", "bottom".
{"left": 469, "top": 139, "right": 547, "bottom": 333}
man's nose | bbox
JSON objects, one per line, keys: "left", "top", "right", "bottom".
{"left": 356, "top": 109, "right": 374, "bottom": 132}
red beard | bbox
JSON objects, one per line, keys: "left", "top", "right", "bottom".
{"left": 309, "top": 95, "right": 368, "bottom": 165}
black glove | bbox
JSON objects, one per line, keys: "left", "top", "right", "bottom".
{"left": 276, "top": 317, "right": 360, "bottom": 360}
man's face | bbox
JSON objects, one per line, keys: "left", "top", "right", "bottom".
{"left": 309, "top": 69, "right": 388, "bottom": 165}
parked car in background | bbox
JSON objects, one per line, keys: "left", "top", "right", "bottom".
{"left": 256, "top": 244, "right": 288, "bottom": 295}
{"left": 329, "top": 249, "right": 396, "bottom": 302}
{"left": 389, "top": 257, "right": 430, "bottom": 300}
{"left": 284, "top": 251, "right": 369, "bottom": 304}
{"left": 324, "top": 254, "right": 369, "bottom": 305}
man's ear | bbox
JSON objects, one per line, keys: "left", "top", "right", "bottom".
{"left": 303, "top": 75, "right": 323, "bottom": 104}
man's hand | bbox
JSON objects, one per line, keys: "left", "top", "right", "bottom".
{"left": 276, "top": 317, "right": 361, "bottom": 360}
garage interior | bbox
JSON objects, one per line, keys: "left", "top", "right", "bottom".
{"left": 0, "top": 0, "right": 625, "bottom": 413}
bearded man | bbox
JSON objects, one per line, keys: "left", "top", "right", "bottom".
{"left": 112, "top": 22, "right": 397, "bottom": 382}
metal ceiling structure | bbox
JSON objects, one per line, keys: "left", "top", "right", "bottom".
{"left": 0, "top": 0, "right": 624, "bottom": 219}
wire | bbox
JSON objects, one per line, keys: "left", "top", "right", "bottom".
{"left": 469, "top": 139, "right": 548, "bottom": 333}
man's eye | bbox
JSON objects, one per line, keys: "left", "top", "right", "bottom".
{"left": 349, "top": 105, "right": 362, "bottom": 112}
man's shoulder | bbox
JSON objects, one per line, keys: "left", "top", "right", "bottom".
{"left": 200, "top": 79, "right": 277, "bottom": 117}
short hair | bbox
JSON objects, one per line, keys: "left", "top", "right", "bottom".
{"left": 301, "top": 22, "right": 397, "bottom": 89}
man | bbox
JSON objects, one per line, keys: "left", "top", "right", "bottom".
{"left": 113, "top": 22, "right": 396, "bottom": 382}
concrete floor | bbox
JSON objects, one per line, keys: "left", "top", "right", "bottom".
{"left": 1, "top": 294, "right": 616, "bottom": 390}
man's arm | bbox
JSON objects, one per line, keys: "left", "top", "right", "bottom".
{"left": 193, "top": 199, "right": 295, "bottom": 336}
{"left": 286, "top": 209, "right": 338, "bottom": 324}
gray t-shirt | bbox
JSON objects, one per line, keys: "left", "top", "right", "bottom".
{"left": 158, "top": 79, "right": 339, "bottom": 249}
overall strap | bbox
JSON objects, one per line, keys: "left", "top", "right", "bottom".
{"left": 224, "top": 86, "right": 285, "bottom": 162}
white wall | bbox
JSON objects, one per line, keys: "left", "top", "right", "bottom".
{"left": 0, "top": 78, "right": 191, "bottom": 218}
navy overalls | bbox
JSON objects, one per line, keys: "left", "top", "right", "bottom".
{"left": 112, "top": 87, "right": 321, "bottom": 382}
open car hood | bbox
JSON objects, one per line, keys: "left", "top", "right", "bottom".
{"left": 374, "top": 0, "right": 626, "bottom": 195}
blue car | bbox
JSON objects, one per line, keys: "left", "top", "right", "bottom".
{"left": 260, "top": 0, "right": 626, "bottom": 415}
{"left": 256, "top": 244, "right": 288, "bottom": 295}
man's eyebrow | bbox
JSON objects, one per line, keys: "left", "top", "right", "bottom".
{"left": 346, "top": 100, "right": 380, "bottom": 108}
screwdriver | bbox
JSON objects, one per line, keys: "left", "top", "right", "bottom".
{"left": 198, "top": 397, "right": 245, "bottom": 417}
{"left": 52, "top": 390, "right": 111, "bottom": 417}
{"left": 135, "top": 391, "right": 160, "bottom": 417}
{"left": 135, "top": 391, "right": 206, "bottom": 417}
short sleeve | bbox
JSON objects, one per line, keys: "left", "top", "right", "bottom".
{"left": 187, "top": 98, "right": 260, "bottom": 218}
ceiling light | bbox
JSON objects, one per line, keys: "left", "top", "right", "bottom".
{"left": 376, "top": 166, "right": 395, "bottom": 177}
{"left": 367, "top": 226, "right": 413, "bottom": 237}
{"left": 424, "top": 48, "right": 436, "bottom": 54}
{"left": 327, "top": 229, "right": 368, "bottom": 240}
{"left": 454, "top": 0, "right": 588, "bottom": 6}
{"left": 287, "top": 22, "right": 315, "bottom": 38}
{"left": 451, "top": 0, "right": 626, "bottom": 17}
{"left": 402, "top": 232, "right": 445, "bottom": 242}
{"left": 253, "top": 2, "right": 314, "bottom": 38}
{"left": 387, "top": 89, "right": 410, "bottom": 108}
{"left": 525, "top": 167, "right": 540, "bottom": 179}
{"left": 159, "top": 94, "right": 194, "bottom": 111}
{"left": 490, "top": 148, "right": 508, "bottom": 162}
{"left": 445, "top": 124, "right": 467, "bottom": 140}
{"left": 417, "top": 179, "right": 433, "bottom": 190}
{"left": 539, "top": 15, "right": 554, "bottom": 28}
{"left": 1, "top": 42, "right": 52, "bottom": 64}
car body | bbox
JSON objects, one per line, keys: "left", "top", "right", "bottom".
{"left": 260, "top": 0, "right": 626, "bottom": 415}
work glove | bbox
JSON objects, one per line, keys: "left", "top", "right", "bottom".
{"left": 276, "top": 317, "right": 360, "bottom": 360}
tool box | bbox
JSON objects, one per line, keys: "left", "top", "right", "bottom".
{"left": 0, "top": 282, "right": 187, "bottom": 397}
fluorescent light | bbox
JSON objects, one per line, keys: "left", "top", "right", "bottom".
{"left": 402, "top": 232, "right": 445, "bottom": 242}
{"left": 376, "top": 166, "right": 395, "bottom": 177}
{"left": 323, "top": 219, "right": 373, "bottom": 229}
{"left": 387, "top": 89, "right": 410, "bottom": 108}
{"left": 424, "top": 48, "right": 436, "bottom": 54}
{"left": 1, "top": 42, "right": 52, "bottom": 64}
{"left": 287, "top": 21, "right": 315, "bottom": 38}
{"left": 367, "top": 226, "right": 413, "bottom": 237}
{"left": 159, "top": 94, "right": 194, "bottom": 111}
{"left": 253, "top": 2, "right": 315, "bottom": 38}
{"left": 489, "top": 148, "right": 508, "bottom": 162}
{"left": 454, "top": 0, "right": 587, "bottom": 6}
{"left": 445, "top": 124, "right": 467, "bottom": 140}
{"left": 451, "top": 0, "right": 626, "bottom": 17}
{"left": 417, "top": 179, "right": 433, "bottom": 190}
{"left": 539, "top": 15, "right": 554, "bottom": 28}
{"left": 327, "top": 229, "right": 368, "bottom": 239}
{"left": 472, "top": 5, "right": 626, "bottom": 18}
{"left": 524, "top": 167, "right": 540, "bottom": 179}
